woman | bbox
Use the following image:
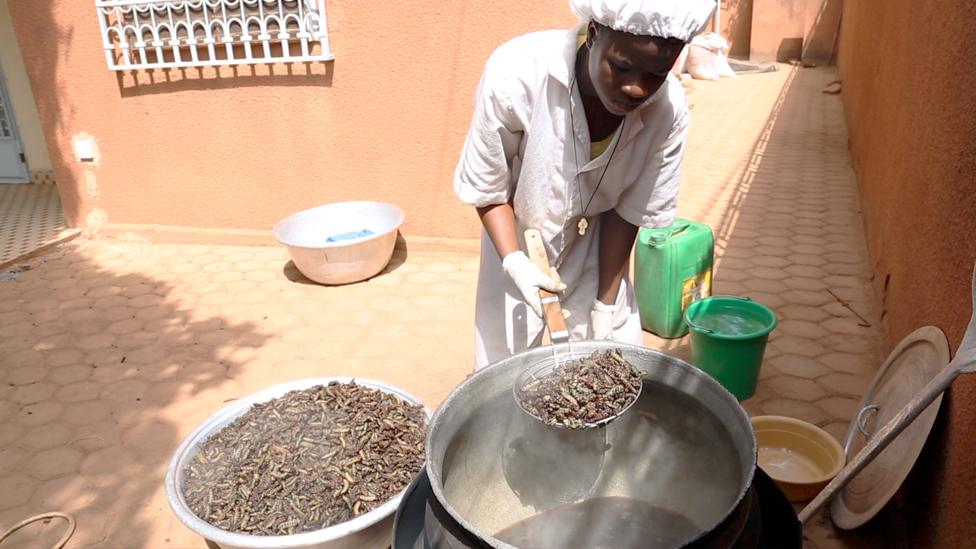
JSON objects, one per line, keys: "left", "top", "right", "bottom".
{"left": 455, "top": 0, "right": 716, "bottom": 370}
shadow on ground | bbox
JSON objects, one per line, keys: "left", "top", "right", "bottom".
{"left": 0, "top": 239, "right": 272, "bottom": 547}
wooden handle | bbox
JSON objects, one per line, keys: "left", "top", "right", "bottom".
{"left": 524, "top": 229, "right": 569, "bottom": 343}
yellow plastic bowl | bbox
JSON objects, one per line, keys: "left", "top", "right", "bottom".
{"left": 751, "top": 415, "right": 846, "bottom": 502}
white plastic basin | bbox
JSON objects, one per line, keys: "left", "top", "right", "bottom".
{"left": 273, "top": 202, "right": 405, "bottom": 285}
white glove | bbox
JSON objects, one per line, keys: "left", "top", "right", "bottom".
{"left": 589, "top": 299, "right": 616, "bottom": 340}
{"left": 502, "top": 251, "right": 566, "bottom": 317}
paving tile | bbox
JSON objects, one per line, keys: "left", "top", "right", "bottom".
{"left": 821, "top": 333, "right": 879, "bottom": 355}
{"left": 741, "top": 291, "right": 785, "bottom": 309}
{"left": 93, "top": 295, "right": 128, "bottom": 309}
{"left": 760, "top": 398, "right": 830, "bottom": 425}
{"left": 14, "top": 401, "right": 64, "bottom": 427}
{"left": 126, "top": 344, "right": 170, "bottom": 365}
{"left": 4, "top": 348, "right": 41, "bottom": 369}
{"left": 54, "top": 381, "right": 102, "bottom": 402}
{"left": 91, "top": 364, "right": 137, "bottom": 385}
{"left": 86, "top": 348, "right": 127, "bottom": 367}
{"left": 63, "top": 400, "right": 114, "bottom": 426}
{"left": 79, "top": 446, "right": 137, "bottom": 477}
{"left": 121, "top": 420, "right": 175, "bottom": 454}
{"left": 69, "top": 421, "right": 123, "bottom": 451}
{"left": 0, "top": 448, "right": 28, "bottom": 476}
{"left": 9, "top": 383, "right": 58, "bottom": 405}
{"left": 43, "top": 349, "right": 85, "bottom": 368}
{"left": 782, "top": 276, "right": 828, "bottom": 291}
{"left": 100, "top": 380, "right": 148, "bottom": 403}
{"left": 818, "top": 373, "right": 873, "bottom": 398}
{"left": 8, "top": 366, "right": 48, "bottom": 386}
{"left": 821, "top": 316, "right": 872, "bottom": 336}
{"left": 818, "top": 396, "right": 861, "bottom": 422}
{"left": 781, "top": 289, "right": 832, "bottom": 307}
{"left": 820, "top": 422, "right": 850, "bottom": 449}
{"left": 820, "top": 352, "right": 878, "bottom": 375}
{"left": 777, "top": 304, "right": 831, "bottom": 323}
{"left": 22, "top": 423, "right": 73, "bottom": 451}
{"left": 86, "top": 285, "right": 123, "bottom": 299}
{"left": 0, "top": 422, "right": 25, "bottom": 447}
{"left": 823, "top": 274, "right": 866, "bottom": 288}
{"left": 777, "top": 319, "right": 830, "bottom": 339}
{"left": 823, "top": 261, "right": 869, "bottom": 276}
{"left": 29, "top": 475, "right": 98, "bottom": 514}
{"left": 784, "top": 264, "right": 829, "bottom": 279}
{"left": 769, "top": 354, "right": 832, "bottom": 379}
{"left": 74, "top": 333, "right": 117, "bottom": 352}
{"left": 26, "top": 447, "right": 84, "bottom": 480}
{"left": 765, "top": 375, "right": 829, "bottom": 401}
{"left": 31, "top": 333, "right": 72, "bottom": 352}
{"left": 769, "top": 336, "right": 829, "bottom": 358}
{"left": 742, "top": 277, "right": 789, "bottom": 294}
{"left": 0, "top": 474, "right": 35, "bottom": 510}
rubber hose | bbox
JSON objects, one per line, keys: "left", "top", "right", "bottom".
{"left": 0, "top": 513, "right": 75, "bottom": 549}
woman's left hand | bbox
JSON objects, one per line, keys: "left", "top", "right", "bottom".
{"left": 589, "top": 299, "right": 615, "bottom": 340}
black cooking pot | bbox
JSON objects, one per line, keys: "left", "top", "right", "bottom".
{"left": 393, "top": 461, "right": 802, "bottom": 549}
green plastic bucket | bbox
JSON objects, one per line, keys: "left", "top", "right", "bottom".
{"left": 683, "top": 295, "right": 777, "bottom": 400}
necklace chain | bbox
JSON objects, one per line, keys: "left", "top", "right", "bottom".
{"left": 570, "top": 89, "right": 624, "bottom": 232}
{"left": 550, "top": 49, "right": 624, "bottom": 271}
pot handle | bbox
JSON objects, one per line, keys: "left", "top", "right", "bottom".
{"left": 855, "top": 404, "right": 879, "bottom": 438}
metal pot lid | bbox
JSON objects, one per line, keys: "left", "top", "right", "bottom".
{"left": 830, "top": 325, "right": 950, "bottom": 529}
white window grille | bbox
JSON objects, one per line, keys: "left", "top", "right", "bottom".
{"left": 95, "top": 0, "right": 334, "bottom": 71}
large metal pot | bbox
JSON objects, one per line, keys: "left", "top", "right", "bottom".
{"left": 426, "top": 342, "right": 756, "bottom": 548}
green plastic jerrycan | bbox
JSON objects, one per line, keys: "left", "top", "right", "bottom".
{"left": 634, "top": 219, "right": 714, "bottom": 338}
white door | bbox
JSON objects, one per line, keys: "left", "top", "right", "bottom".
{"left": 0, "top": 64, "right": 29, "bottom": 184}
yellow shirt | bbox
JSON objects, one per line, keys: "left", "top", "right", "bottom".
{"left": 577, "top": 27, "right": 618, "bottom": 159}
{"left": 591, "top": 133, "right": 615, "bottom": 158}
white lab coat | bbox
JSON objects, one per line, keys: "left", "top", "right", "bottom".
{"left": 454, "top": 26, "right": 690, "bottom": 370}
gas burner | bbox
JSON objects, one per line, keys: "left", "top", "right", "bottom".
{"left": 393, "top": 467, "right": 801, "bottom": 549}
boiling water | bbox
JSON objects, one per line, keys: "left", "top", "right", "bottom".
{"left": 693, "top": 312, "right": 766, "bottom": 336}
{"left": 494, "top": 496, "right": 698, "bottom": 549}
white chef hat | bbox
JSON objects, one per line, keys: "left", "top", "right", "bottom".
{"left": 569, "top": 0, "right": 717, "bottom": 42}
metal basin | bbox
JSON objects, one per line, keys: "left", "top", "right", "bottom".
{"left": 273, "top": 201, "right": 405, "bottom": 285}
{"left": 165, "top": 377, "right": 430, "bottom": 549}
{"left": 426, "top": 342, "right": 756, "bottom": 549}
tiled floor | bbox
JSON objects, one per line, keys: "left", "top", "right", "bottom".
{"left": 0, "top": 67, "right": 893, "bottom": 548}
{"left": 0, "top": 183, "right": 77, "bottom": 268}
{"left": 657, "top": 66, "right": 882, "bottom": 443}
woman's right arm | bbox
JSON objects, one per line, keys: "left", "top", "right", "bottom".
{"left": 476, "top": 203, "right": 518, "bottom": 260}
{"left": 455, "top": 58, "right": 523, "bottom": 261}
{"left": 456, "top": 48, "right": 564, "bottom": 315}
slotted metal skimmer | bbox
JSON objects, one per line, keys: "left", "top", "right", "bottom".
{"left": 513, "top": 229, "right": 642, "bottom": 429}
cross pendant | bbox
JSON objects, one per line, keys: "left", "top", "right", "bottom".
{"left": 577, "top": 217, "right": 588, "bottom": 236}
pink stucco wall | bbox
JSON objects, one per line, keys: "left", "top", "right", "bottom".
{"left": 719, "top": 0, "right": 754, "bottom": 59}
{"left": 838, "top": 0, "right": 976, "bottom": 544}
{"left": 748, "top": 0, "right": 824, "bottom": 62}
{"left": 8, "top": 1, "right": 575, "bottom": 238}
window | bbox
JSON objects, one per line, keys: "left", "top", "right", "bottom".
{"left": 95, "top": 0, "right": 334, "bottom": 70}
